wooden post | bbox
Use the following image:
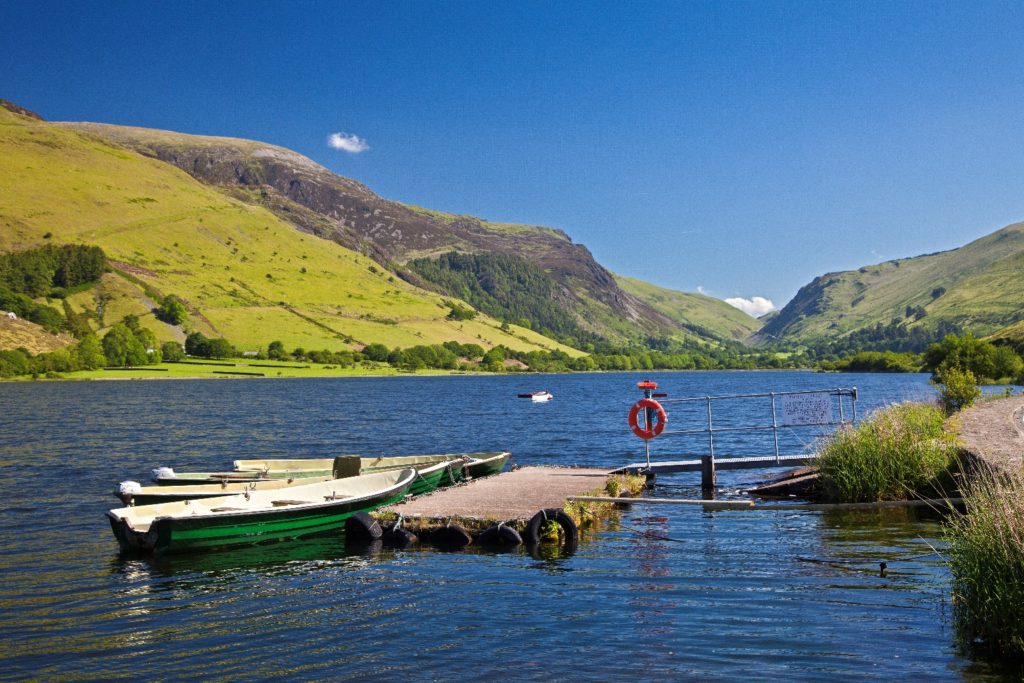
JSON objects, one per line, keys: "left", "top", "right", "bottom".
{"left": 700, "top": 455, "right": 716, "bottom": 491}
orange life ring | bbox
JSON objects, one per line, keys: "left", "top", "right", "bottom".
{"left": 628, "top": 398, "right": 667, "bottom": 439}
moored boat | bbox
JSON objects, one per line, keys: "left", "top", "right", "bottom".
{"left": 115, "top": 475, "right": 339, "bottom": 506}
{"left": 463, "top": 451, "right": 511, "bottom": 479}
{"left": 517, "top": 390, "right": 553, "bottom": 402}
{"left": 108, "top": 468, "right": 416, "bottom": 554}
{"left": 151, "top": 454, "right": 457, "bottom": 485}
{"left": 406, "top": 458, "right": 467, "bottom": 496}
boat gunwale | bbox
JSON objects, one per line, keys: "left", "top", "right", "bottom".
{"left": 108, "top": 468, "right": 417, "bottom": 530}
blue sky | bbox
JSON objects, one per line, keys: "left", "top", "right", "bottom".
{"left": 4, "top": 2, "right": 1024, "bottom": 314}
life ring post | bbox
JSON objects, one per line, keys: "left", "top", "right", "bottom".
{"left": 633, "top": 381, "right": 665, "bottom": 469}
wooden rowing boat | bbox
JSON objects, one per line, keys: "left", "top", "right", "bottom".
{"left": 130, "top": 453, "right": 489, "bottom": 503}
{"left": 107, "top": 468, "right": 416, "bottom": 555}
{"left": 115, "top": 475, "right": 340, "bottom": 506}
{"left": 462, "top": 451, "right": 511, "bottom": 479}
{"left": 152, "top": 454, "right": 458, "bottom": 485}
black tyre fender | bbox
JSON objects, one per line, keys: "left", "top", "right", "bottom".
{"left": 521, "top": 508, "right": 578, "bottom": 546}
{"left": 428, "top": 524, "right": 473, "bottom": 550}
{"left": 345, "top": 512, "right": 383, "bottom": 540}
{"left": 477, "top": 524, "right": 523, "bottom": 547}
{"left": 382, "top": 527, "right": 418, "bottom": 548}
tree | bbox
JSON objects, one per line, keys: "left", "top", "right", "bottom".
{"left": 102, "top": 324, "right": 147, "bottom": 367}
{"left": 482, "top": 346, "right": 506, "bottom": 371}
{"left": 267, "top": 340, "right": 288, "bottom": 360}
{"left": 155, "top": 295, "right": 188, "bottom": 325}
{"left": 161, "top": 341, "right": 185, "bottom": 361}
{"left": 185, "top": 332, "right": 210, "bottom": 357}
{"left": 923, "top": 333, "right": 998, "bottom": 381}
{"left": 72, "top": 334, "right": 106, "bottom": 370}
{"left": 362, "top": 343, "right": 390, "bottom": 362}
{"left": 206, "top": 338, "right": 234, "bottom": 359}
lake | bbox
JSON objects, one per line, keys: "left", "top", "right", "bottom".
{"left": 0, "top": 371, "right": 1014, "bottom": 680}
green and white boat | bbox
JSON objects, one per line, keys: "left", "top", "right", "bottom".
{"left": 108, "top": 468, "right": 416, "bottom": 555}
{"left": 152, "top": 453, "right": 485, "bottom": 486}
{"left": 463, "top": 451, "right": 511, "bottom": 479}
{"left": 115, "top": 475, "right": 341, "bottom": 506}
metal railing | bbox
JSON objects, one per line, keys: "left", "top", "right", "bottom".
{"left": 636, "top": 385, "right": 858, "bottom": 467}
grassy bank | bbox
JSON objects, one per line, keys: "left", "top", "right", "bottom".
{"left": 817, "top": 402, "right": 959, "bottom": 503}
{"left": 947, "top": 468, "right": 1024, "bottom": 659}
{"left": 6, "top": 359, "right": 464, "bottom": 381}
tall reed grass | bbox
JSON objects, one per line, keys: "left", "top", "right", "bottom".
{"left": 946, "top": 467, "right": 1024, "bottom": 658}
{"left": 817, "top": 402, "right": 957, "bottom": 503}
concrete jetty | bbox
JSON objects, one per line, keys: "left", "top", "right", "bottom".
{"left": 385, "top": 466, "right": 612, "bottom": 522}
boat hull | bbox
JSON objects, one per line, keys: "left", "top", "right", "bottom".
{"left": 108, "top": 470, "right": 414, "bottom": 555}
{"left": 464, "top": 452, "right": 511, "bottom": 479}
{"left": 407, "top": 459, "right": 465, "bottom": 496}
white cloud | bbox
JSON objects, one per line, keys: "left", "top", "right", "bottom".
{"left": 327, "top": 132, "right": 369, "bottom": 154}
{"left": 697, "top": 285, "right": 707, "bottom": 295}
{"left": 725, "top": 295, "right": 776, "bottom": 318}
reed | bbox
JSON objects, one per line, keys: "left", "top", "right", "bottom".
{"left": 817, "top": 402, "right": 957, "bottom": 503}
{"left": 946, "top": 467, "right": 1024, "bottom": 658}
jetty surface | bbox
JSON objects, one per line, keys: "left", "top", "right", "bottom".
{"left": 386, "top": 466, "right": 611, "bottom": 522}
{"left": 957, "top": 395, "right": 1024, "bottom": 471}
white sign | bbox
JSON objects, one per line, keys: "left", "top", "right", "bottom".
{"left": 780, "top": 392, "right": 833, "bottom": 426}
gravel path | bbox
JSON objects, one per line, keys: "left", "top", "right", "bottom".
{"left": 957, "top": 395, "right": 1024, "bottom": 471}
{"left": 386, "top": 466, "right": 612, "bottom": 522}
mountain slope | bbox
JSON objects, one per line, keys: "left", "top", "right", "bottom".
{"left": 0, "top": 103, "right": 577, "bottom": 355}
{"left": 60, "top": 121, "right": 683, "bottom": 343}
{"left": 757, "top": 222, "right": 1024, "bottom": 346}
{"left": 613, "top": 275, "right": 761, "bottom": 342}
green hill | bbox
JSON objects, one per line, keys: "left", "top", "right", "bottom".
{"left": 0, "top": 104, "right": 578, "bottom": 356}
{"left": 757, "top": 222, "right": 1024, "bottom": 349}
{"left": 613, "top": 275, "right": 761, "bottom": 342}
{"left": 58, "top": 120, "right": 691, "bottom": 344}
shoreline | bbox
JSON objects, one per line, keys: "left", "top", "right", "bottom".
{"left": 1, "top": 364, "right": 841, "bottom": 383}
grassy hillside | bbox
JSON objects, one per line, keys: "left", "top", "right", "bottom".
{"left": 0, "top": 105, "right": 579, "bottom": 356}
{"left": 990, "top": 319, "right": 1024, "bottom": 353}
{"left": 758, "top": 222, "right": 1024, "bottom": 345}
{"left": 614, "top": 275, "right": 761, "bottom": 342}
{"left": 60, "top": 121, "right": 685, "bottom": 344}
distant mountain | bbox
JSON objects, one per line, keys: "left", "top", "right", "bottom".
{"left": 613, "top": 275, "right": 761, "bottom": 342}
{"left": 60, "top": 121, "right": 689, "bottom": 344}
{"left": 756, "top": 222, "right": 1024, "bottom": 350}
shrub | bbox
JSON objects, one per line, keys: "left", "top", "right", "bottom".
{"left": 817, "top": 402, "right": 957, "bottom": 502}
{"left": 154, "top": 295, "right": 188, "bottom": 325}
{"left": 934, "top": 366, "right": 981, "bottom": 415}
{"left": 946, "top": 468, "right": 1024, "bottom": 658}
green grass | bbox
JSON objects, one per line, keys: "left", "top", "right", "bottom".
{"left": 6, "top": 358, "right": 466, "bottom": 381}
{"left": 946, "top": 467, "right": 1024, "bottom": 659}
{"left": 0, "top": 107, "right": 578, "bottom": 357}
{"left": 817, "top": 402, "right": 959, "bottom": 502}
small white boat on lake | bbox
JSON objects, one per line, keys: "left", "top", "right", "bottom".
{"left": 518, "top": 390, "right": 553, "bottom": 402}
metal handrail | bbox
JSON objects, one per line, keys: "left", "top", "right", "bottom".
{"left": 634, "top": 385, "right": 858, "bottom": 468}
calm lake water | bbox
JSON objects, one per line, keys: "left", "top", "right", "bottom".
{"left": 0, "top": 372, "right": 1016, "bottom": 680}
